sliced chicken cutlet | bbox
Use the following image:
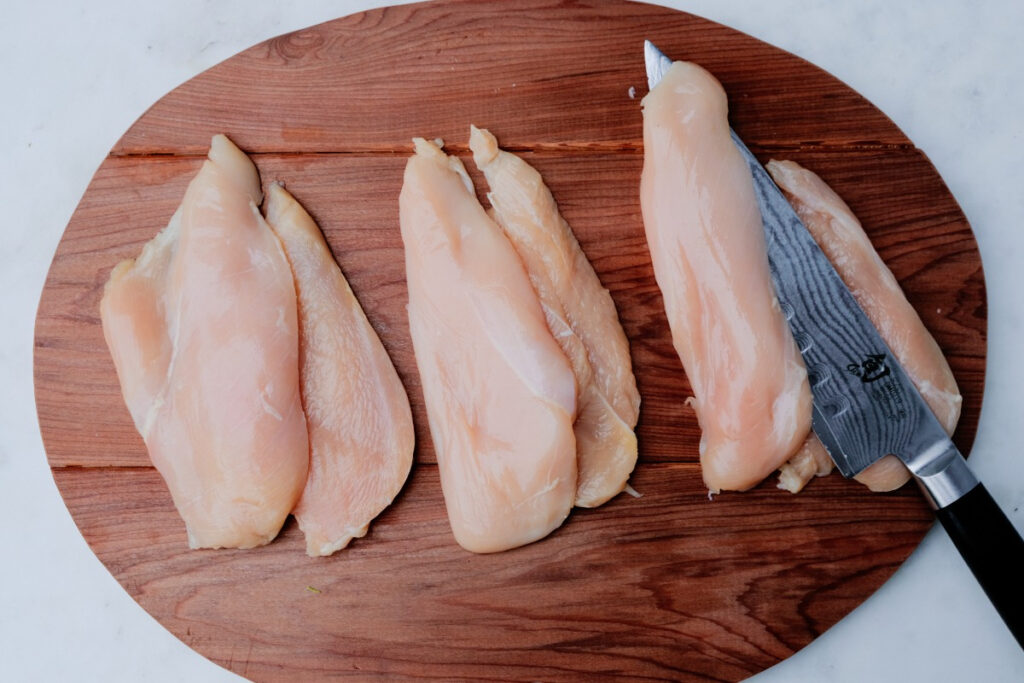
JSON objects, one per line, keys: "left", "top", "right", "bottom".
{"left": 400, "top": 138, "right": 577, "bottom": 553}
{"left": 101, "top": 135, "right": 308, "bottom": 549}
{"left": 768, "top": 159, "right": 961, "bottom": 493}
{"left": 468, "top": 125, "right": 640, "bottom": 508}
{"left": 640, "top": 61, "right": 813, "bottom": 493}
{"left": 264, "top": 183, "right": 414, "bottom": 556}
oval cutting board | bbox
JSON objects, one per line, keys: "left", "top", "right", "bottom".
{"left": 34, "top": 0, "right": 987, "bottom": 680}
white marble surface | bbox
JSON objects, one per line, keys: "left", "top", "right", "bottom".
{"left": 3, "top": 0, "right": 1022, "bottom": 680}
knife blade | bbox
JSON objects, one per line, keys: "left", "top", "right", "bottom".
{"left": 644, "top": 40, "right": 1024, "bottom": 647}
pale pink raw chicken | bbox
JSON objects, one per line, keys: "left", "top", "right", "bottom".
{"left": 639, "top": 61, "right": 813, "bottom": 493}
{"left": 264, "top": 183, "right": 414, "bottom": 556}
{"left": 468, "top": 125, "right": 641, "bottom": 508}
{"left": 100, "top": 134, "right": 309, "bottom": 549}
{"left": 400, "top": 137, "right": 577, "bottom": 553}
{"left": 768, "top": 159, "right": 962, "bottom": 492}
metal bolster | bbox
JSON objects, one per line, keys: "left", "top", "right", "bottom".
{"left": 906, "top": 441, "right": 980, "bottom": 510}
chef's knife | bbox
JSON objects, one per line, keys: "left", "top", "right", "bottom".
{"left": 645, "top": 40, "right": 1024, "bottom": 647}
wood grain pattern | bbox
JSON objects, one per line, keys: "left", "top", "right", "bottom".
{"left": 112, "top": 0, "right": 913, "bottom": 156}
{"left": 34, "top": 0, "right": 987, "bottom": 680}
{"left": 55, "top": 464, "right": 932, "bottom": 681}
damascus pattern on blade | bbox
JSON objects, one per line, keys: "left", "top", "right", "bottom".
{"left": 729, "top": 131, "right": 951, "bottom": 476}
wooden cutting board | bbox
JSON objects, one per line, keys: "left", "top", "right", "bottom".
{"left": 34, "top": 0, "right": 987, "bottom": 680}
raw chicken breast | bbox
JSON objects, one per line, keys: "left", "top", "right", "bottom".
{"left": 468, "top": 126, "right": 640, "bottom": 508}
{"left": 263, "top": 183, "right": 414, "bottom": 556}
{"left": 100, "top": 134, "right": 308, "bottom": 549}
{"left": 400, "top": 138, "right": 577, "bottom": 553}
{"left": 640, "top": 61, "right": 813, "bottom": 493}
{"left": 777, "top": 436, "right": 834, "bottom": 493}
{"left": 768, "top": 159, "right": 962, "bottom": 492}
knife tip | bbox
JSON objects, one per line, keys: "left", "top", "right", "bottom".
{"left": 644, "top": 40, "right": 672, "bottom": 90}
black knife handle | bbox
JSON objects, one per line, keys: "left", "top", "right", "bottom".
{"left": 936, "top": 483, "right": 1024, "bottom": 648}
